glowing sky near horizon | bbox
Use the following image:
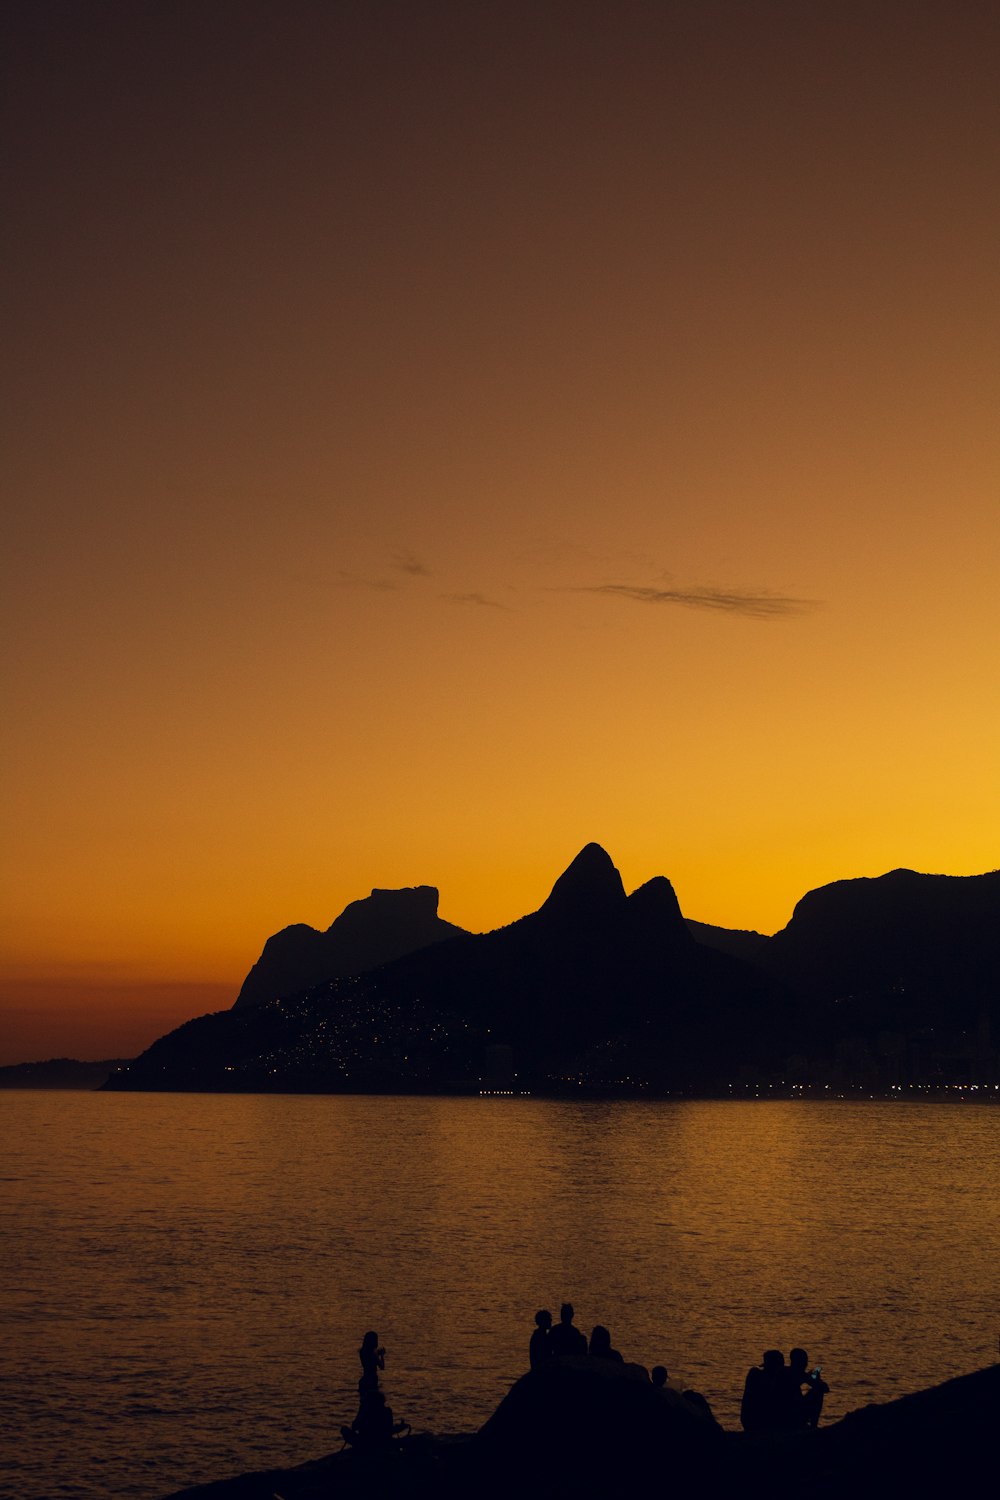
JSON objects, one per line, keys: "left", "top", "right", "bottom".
{"left": 2, "top": 2, "right": 998, "bottom": 1061}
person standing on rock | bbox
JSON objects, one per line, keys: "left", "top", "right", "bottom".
{"left": 530, "top": 1309, "right": 553, "bottom": 1369}
{"left": 358, "top": 1330, "right": 385, "bottom": 1392}
{"left": 548, "top": 1302, "right": 588, "bottom": 1357}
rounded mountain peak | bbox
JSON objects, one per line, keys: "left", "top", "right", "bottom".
{"left": 627, "top": 874, "right": 684, "bottom": 923}
{"left": 539, "top": 843, "right": 627, "bottom": 919}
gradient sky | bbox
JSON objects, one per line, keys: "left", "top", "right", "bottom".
{"left": 3, "top": 1, "right": 998, "bottom": 1062}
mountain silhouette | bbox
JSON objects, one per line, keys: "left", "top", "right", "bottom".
{"left": 233, "top": 885, "right": 467, "bottom": 1009}
{"left": 537, "top": 841, "right": 627, "bottom": 922}
{"left": 104, "top": 848, "right": 999, "bottom": 1096}
{"left": 106, "top": 846, "right": 790, "bottom": 1094}
{"left": 755, "top": 868, "right": 1000, "bottom": 1058}
{"left": 763, "top": 868, "right": 1000, "bottom": 1001}
{"left": 684, "top": 918, "right": 769, "bottom": 962}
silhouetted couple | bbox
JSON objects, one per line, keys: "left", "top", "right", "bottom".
{"left": 341, "top": 1330, "right": 410, "bottom": 1451}
{"left": 530, "top": 1304, "right": 623, "bottom": 1366}
{"left": 740, "top": 1347, "right": 828, "bottom": 1434}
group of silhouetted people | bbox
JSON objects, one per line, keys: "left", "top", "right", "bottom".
{"left": 339, "top": 1331, "right": 411, "bottom": 1452}
{"left": 740, "top": 1347, "right": 829, "bottom": 1434}
{"left": 530, "top": 1303, "right": 624, "bottom": 1365}
{"left": 340, "top": 1320, "right": 829, "bottom": 1454}
{"left": 528, "top": 1302, "right": 719, "bottom": 1421}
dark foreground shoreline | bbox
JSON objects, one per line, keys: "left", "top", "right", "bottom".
{"left": 162, "top": 1361, "right": 998, "bottom": 1500}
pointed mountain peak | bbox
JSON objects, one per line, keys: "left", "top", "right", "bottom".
{"left": 626, "top": 876, "right": 692, "bottom": 948}
{"left": 539, "top": 843, "right": 627, "bottom": 920}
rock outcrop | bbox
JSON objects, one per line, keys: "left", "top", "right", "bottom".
{"left": 233, "top": 886, "right": 468, "bottom": 1009}
{"left": 475, "top": 1356, "right": 722, "bottom": 1490}
{"left": 158, "top": 1362, "right": 1000, "bottom": 1499}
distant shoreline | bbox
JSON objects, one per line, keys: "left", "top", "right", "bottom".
{"left": 0, "top": 1058, "right": 131, "bottom": 1090}
{"left": 4, "top": 1065, "right": 996, "bottom": 1104}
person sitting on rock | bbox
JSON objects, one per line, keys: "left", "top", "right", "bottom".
{"left": 788, "top": 1347, "right": 829, "bottom": 1428}
{"left": 358, "top": 1330, "right": 385, "bottom": 1393}
{"left": 529, "top": 1308, "right": 553, "bottom": 1369}
{"left": 650, "top": 1365, "right": 668, "bottom": 1388}
{"left": 740, "top": 1349, "right": 787, "bottom": 1433}
{"left": 588, "top": 1324, "right": 624, "bottom": 1362}
{"left": 340, "top": 1388, "right": 410, "bottom": 1451}
{"left": 548, "top": 1302, "right": 588, "bottom": 1357}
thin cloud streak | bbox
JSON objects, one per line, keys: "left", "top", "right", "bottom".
{"left": 441, "top": 591, "right": 509, "bottom": 610}
{"left": 578, "top": 583, "right": 819, "bottom": 619}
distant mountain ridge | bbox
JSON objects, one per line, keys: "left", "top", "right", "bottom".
{"left": 105, "top": 847, "right": 999, "bottom": 1097}
{"left": 683, "top": 919, "right": 769, "bottom": 962}
{"left": 764, "top": 867, "right": 1000, "bottom": 998}
{"left": 0, "top": 1058, "right": 132, "bottom": 1089}
{"left": 757, "top": 866, "right": 1000, "bottom": 1051}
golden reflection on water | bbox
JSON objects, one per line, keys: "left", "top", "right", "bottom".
{"left": 1, "top": 1092, "right": 997, "bottom": 1500}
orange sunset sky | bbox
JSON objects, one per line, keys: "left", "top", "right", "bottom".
{"left": 2, "top": 1, "right": 998, "bottom": 1063}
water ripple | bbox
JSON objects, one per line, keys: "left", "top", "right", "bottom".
{"left": 1, "top": 1092, "right": 997, "bottom": 1500}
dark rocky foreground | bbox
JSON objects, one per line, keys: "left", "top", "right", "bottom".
{"left": 161, "top": 1359, "right": 999, "bottom": 1500}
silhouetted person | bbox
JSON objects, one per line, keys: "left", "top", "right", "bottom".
{"left": 340, "top": 1388, "right": 409, "bottom": 1451}
{"left": 650, "top": 1365, "right": 668, "bottom": 1388}
{"left": 529, "top": 1308, "right": 553, "bottom": 1370}
{"left": 588, "top": 1324, "right": 624, "bottom": 1362}
{"left": 358, "top": 1330, "right": 385, "bottom": 1392}
{"left": 789, "top": 1346, "right": 829, "bottom": 1428}
{"left": 740, "top": 1349, "right": 787, "bottom": 1433}
{"left": 548, "top": 1302, "right": 588, "bottom": 1357}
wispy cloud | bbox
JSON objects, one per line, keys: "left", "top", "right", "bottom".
{"left": 332, "top": 548, "right": 815, "bottom": 622}
{"left": 390, "top": 547, "right": 430, "bottom": 577}
{"left": 576, "top": 583, "right": 818, "bottom": 619}
{"left": 441, "top": 591, "right": 508, "bottom": 610}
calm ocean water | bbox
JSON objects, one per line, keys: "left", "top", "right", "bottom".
{"left": 1, "top": 1092, "right": 997, "bottom": 1499}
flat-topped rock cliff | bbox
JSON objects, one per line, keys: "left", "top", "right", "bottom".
{"left": 233, "top": 885, "right": 468, "bottom": 1010}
